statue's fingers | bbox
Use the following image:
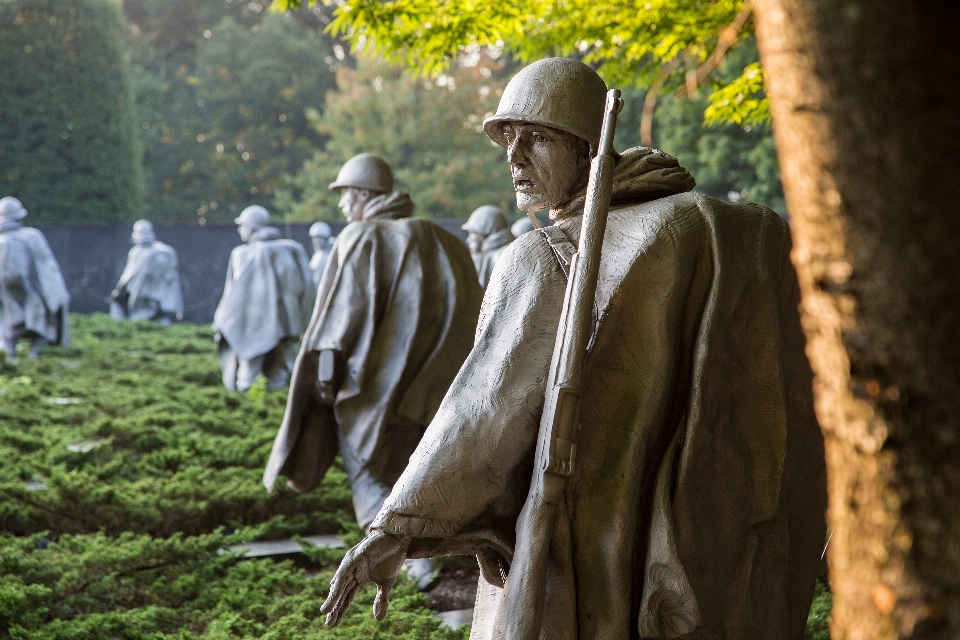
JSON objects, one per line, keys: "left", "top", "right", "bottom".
{"left": 373, "top": 583, "right": 390, "bottom": 621}
{"left": 326, "top": 581, "right": 362, "bottom": 627}
{"left": 320, "top": 574, "right": 356, "bottom": 616}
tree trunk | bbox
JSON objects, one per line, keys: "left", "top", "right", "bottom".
{"left": 751, "top": 1, "right": 960, "bottom": 637}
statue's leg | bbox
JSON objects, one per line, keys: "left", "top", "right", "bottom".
{"left": 2, "top": 336, "right": 16, "bottom": 358}
{"left": 263, "top": 339, "right": 298, "bottom": 390}
{"left": 217, "top": 339, "right": 239, "bottom": 391}
{"left": 109, "top": 301, "right": 127, "bottom": 321}
{"left": 236, "top": 354, "right": 265, "bottom": 392}
{"left": 28, "top": 334, "right": 48, "bottom": 359}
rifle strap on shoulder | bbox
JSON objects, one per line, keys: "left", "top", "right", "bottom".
{"left": 537, "top": 226, "right": 577, "bottom": 281}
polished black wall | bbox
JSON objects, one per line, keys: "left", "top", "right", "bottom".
{"left": 37, "top": 220, "right": 468, "bottom": 324}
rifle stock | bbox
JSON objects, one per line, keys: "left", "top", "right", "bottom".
{"left": 504, "top": 89, "right": 623, "bottom": 639}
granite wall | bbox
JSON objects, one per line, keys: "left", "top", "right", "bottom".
{"left": 37, "top": 220, "right": 469, "bottom": 324}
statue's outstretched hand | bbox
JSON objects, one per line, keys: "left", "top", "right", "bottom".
{"left": 320, "top": 530, "right": 409, "bottom": 627}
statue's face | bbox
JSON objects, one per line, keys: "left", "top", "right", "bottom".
{"left": 466, "top": 231, "right": 483, "bottom": 254}
{"left": 338, "top": 187, "right": 374, "bottom": 222}
{"left": 238, "top": 224, "right": 253, "bottom": 242}
{"left": 502, "top": 122, "right": 590, "bottom": 213}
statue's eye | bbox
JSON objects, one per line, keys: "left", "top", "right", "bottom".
{"left": 532, "top": 132, "right": 550, "bottom": 143}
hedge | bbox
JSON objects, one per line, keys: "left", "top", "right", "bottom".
{"left": 0, "top": 0, "right": 143, "bottom": 223}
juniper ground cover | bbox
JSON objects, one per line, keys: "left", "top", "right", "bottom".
{"left": 0, "top": 314, "right": 829, "bottom": 638}
{"left": 0, "top": 314, "right": 466, "bottom": 639}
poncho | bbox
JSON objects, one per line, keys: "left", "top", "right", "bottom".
{"left": 368, "top": 148, "right": 826, "bottom": 640}
{"left": 263, "top": 214, "right": 483, "bottom": 528}
{"left": 0, "top": 223, "right": 70, "bottom": 345}
{"left": 112, "top": 241, "right": 183, "bottom": 320}
{"left": 212, "top": 227, "right": 314, "bottom": 361}
{"left": 472, "top": 228, "right": 514, "bottom": 290}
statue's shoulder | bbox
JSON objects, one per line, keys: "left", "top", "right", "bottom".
{"left": 614, "top": 191, "right": 787, "bottom": 234}
{"left": 7, "top": 225, "right": 44, "bottom": 242}
{"left": 495, "top": 225, "right": 555, "bottom": 272}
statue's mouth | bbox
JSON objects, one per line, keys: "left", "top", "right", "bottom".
{"left": 513, "top": 178, "right": 536, "bottom": 193}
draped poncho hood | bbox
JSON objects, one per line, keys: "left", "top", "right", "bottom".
{"left": 213, "top": 229, "right": 314, "bottom": 360}
{"left": 263, "top": 218, "right": 482, "bottom": 507}
{"left": 0, "top": 224, "right": 70, "bottom": 345}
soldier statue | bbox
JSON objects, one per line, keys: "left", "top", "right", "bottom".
{"left": 308, "top": 221, "right": 335, "bottom": 287}
{"left": 263, "top": 154, "right": 482, "bottom": 587}
{"left": 461, "top": 205, "right": 514, "bottom": 290}
{"left": 213, "top": 205, "right": 314, "bottom": 392}
{"left": 510, "top": 215, "right": 543, "bottom": 239}
{"left": 0, "top": 197, "right": 69, "bottom": 358}
{"left": 319, "top": 59, "right": 827, "bottom": 640}
{"left": 109, "top": 220, "right": 184, "bottom": 326}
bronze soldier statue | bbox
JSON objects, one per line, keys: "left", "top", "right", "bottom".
{"left": 110, "top": 220, "right": 184, "bottom": 326}
{"left": 0, "top": 197, "right": 69, "bottom": 358}
{"left": 308, "top": 221, "right": 335, "bottom": 287}
{"left": 213, "top": 205, "right": 314, "bottom": 391}
{"left": 263, "top": 155, "right": 482, "bottom": 574}
{"left": 319, "top": 59, "right": 827, "bottom": 640}
{"left": 462, "top": 205, "right": 514, "bottom": 290}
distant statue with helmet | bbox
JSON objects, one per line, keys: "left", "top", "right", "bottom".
{"left": 263, "top": 153, "right": 482, "bottom": 584}
{"left": 213, "top": 205, "right": 314, "bottom": 392}
{"left": 319, "top": 59, "right": 827, "bottom": 639}
{"left": 0, "top": 196, "right": 70, "bottom": 358}
{"left": 510, "top": 215, "right": 544, "bottom": 239}
{"left": 462, "top": 205, "right": 514, "bottom": 290}
{"left": 109, "top": 220, "right": 184, "bottom": 326}
{"left": 308, "top": 221, "right": 336, "bottom": 287}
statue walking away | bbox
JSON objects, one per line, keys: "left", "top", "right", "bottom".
{"left": 263, "top": 153, "right": 482, "bottom": 545}
{"left": 319, "top": 59, "right": 827, "bottom": 640}
{"left": 213, "top": 205, "right": 314, "bottom": 391}
{"left": 109, "top": 220, "right": 183, "bottom": 326}
{"left": 462, "top": 205, "right": 514, "bottom": 290}
{"left": 0, "top": 197, "right": 69, "bottom": 358}
{"left": 308, "top": 221, "right": 335, "bottom": 287}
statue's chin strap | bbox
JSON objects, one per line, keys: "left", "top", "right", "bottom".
{"left": 526, "top": 211, "right": 543, "bottom": 230}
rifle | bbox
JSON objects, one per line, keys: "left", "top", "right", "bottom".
{"left": 504, "top": 89, "right": 623, "bottom": 638}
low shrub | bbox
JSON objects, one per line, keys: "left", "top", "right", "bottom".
{"left": 0, "top": 314, "right": 352, "bottom": 539}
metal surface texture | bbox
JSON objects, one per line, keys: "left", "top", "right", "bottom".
{"left": 483, "top": 58, "right": 608, "bottom": 150}
{"left": 328, "top": 153, "right": 394, "bottom": 193}
{"left": 461, "top": 205, "right": 508, "bottom": 235}
{"left": 233, "top": 205, "right": 270, "bottom": 229}
{"left": 0, "top": 196, "right": 28, "bottom": 222}
{"left": 131, "top": 219, "right": 157, "bottom": 244}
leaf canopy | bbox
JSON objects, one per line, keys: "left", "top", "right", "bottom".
{"left": 271, "top": 0, "right": 769, "bottom": 123}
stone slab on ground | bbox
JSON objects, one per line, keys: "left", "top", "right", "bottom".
{"left": 435, "top": 608, "right": 473, "bottom": 629}
{"left": 227, "top": 535, "right": 345, "bottom": 558}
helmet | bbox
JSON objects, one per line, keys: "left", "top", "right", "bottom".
{"left": 234, "top": 205, "right": 270, "bottom": 229}
{"left": 462, "top": 205, "right": 509, "bottom": 236}
{"left": 131, "top": 219, "right": 156, "bottom": 243}
{"left": 309, "top": 221, "right": 333, "bottom": 239}
{"left": 511, "top": 216, "right": 536, "bottom": 238}
{"left": 483, "top": 58, "right": 608, "bottom": 150}
{"left": 0, "top": 197, "right": 27, "bottom": 222}
{"left": 328, "top": 153, "right": 393, "bottom": 193}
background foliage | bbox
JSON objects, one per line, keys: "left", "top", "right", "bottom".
{"left": 0, "top": 0, "right": 143, "bottom": 224}
{"left": 273, "top": 0, "right": 769, "bottom": 126}
{"left": 616, "top": 40, "right": 784, "bottom": 213}
{"left": 278, "top": 53, "right": 518, "bottom": 221}
{"left": 123, "top": 0, "right": 340, "bottom": 224}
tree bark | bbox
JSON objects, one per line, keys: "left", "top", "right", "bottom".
{"left": 751, "top": 1, "right": 960, "bottom": 637}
